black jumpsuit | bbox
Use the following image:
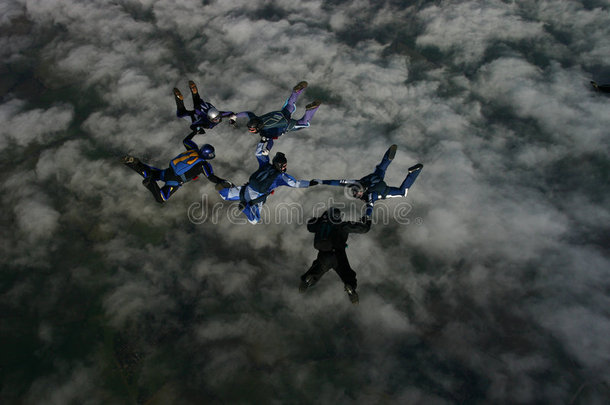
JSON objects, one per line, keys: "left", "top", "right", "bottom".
{"left": 301, "top": 216, "right": 371, "bottom": 289}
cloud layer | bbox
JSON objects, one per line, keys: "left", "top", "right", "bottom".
{"left": 1, "top": 0, "right": 609, "bottom": 403}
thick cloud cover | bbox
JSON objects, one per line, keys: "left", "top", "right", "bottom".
{"left": 1, "top": 0, "right": 609, "bottom": 403}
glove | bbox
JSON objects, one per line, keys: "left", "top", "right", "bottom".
{"left": 215, "top": 180, "right": 233, "bottom": 191}
{"left": 309, "top": 180, "right": 319, "bottom": 186}
{"left": 260, "top": 148, "right": 269, "bottom": 156}
{"left": 238, "top": 201, "right": 246, "bottom": 211}
{"left": 196, "top": 127, "right": 206, "bottom": 135}
{"left": 361, "top": 215, "right": 371, "bottom": 224}
{"left": 260, "top": 136, "right": 268, "bottom": 142}
{"left": 228, "top": 114, "right": 237, "bottom": 127}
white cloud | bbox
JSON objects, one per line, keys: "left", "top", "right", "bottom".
{"left": 0, "top": 99, "right": 74, "bottom": 150}
{"left": 416, "top": 1, "right": 545, "bottom": 65}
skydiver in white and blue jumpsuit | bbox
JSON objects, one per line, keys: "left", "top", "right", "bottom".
{"left": 217, "top": 141, "right": 317, "bottom": 224}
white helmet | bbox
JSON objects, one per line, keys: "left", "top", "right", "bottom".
{"left": 207, "top": 107, "right": 221, "bottom": 121}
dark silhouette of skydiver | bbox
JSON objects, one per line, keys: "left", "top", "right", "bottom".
{"left": 299, "top": 207, "right": 371, "bottom": 304}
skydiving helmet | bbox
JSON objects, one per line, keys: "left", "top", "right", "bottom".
{"left": 207, "top": 107, "right": 221, "bottom": 122}
{"left": 247, "top": 117, "right": 264, "bottom": 133}
{"left": 199, "top": 144, "right": 215, "bottom": 160}
{"left": 326, "top": 207, "right": 343, "bottom": 223}
{"left": 272, "top": 152, "right": 287, "bottom": 172}
{"left": 348, "top": 183, "right": 366, "bottom": 199}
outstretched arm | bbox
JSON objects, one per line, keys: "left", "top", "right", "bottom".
{"left": 234, "top": 111, "right": 257, "bottom": 120}
{"left": 183, "top": 131, "right": 199, "bottom": 150}
{"left": 200, "top": 161, "right": 225, "bottom": 184}
{"left": 340, "top": 217, "right": 371, "bottom": 234}
{"left": 306, "top": 217, "right": 321, "bottom": 233}
{"left": 320, "top": 179, "right": 360, "bottom": 187}
{"left": 275, "top": 173, "right": 311, "bottom": 188}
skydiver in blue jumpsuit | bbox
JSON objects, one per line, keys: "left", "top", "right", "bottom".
{"left": 216, "top": 141, "right": 317, "bottom": 224}
{"left": 174, "top": 80, "right": 235, "bottom": 134}
{"left": 299, "top": 207, "right": 371, "bottom": 304}
{"left": 318, "top": 145, "right": 423, "bottom": 218}
{"left": 233, "top": 81, "right": 321, "bottom": 149}
{"left": 122, "top": 132, "right": 229, "bottom": 203}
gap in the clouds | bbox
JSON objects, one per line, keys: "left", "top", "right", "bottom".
{"left": 0, "top": 260, "right": 110, "bottom": 401}
{"left": 580, "top": 0, "right": 610, "bottom": 11}
{"left": 250, "top": 4, "right": 290, "bottom": 23}
{"left": 117, "top": 0, "right": 157, "bottom": 25}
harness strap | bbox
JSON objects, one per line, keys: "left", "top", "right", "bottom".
{"left": 239, "top": 183, "right": 268, "bottom": 207}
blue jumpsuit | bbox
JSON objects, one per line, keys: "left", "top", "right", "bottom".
{"left": 321, "top": 146, "right": 423, "bottom": 217}
{"left": 126, "top": 133, "right": 222, "bottom": 203}
{"left": 218, "top": 142, "right": 311, "bottom": 224}
{"left": 234, "top": 86, "right": 319, "bottom": 149}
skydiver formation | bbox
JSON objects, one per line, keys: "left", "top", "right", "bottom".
{"left": 122, "top": 79, "right": 423, "bottom": 303}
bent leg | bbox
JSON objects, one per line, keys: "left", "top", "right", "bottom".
{"left": 373, "top": 145, "right": 397, "bottom": 178}
{"left": 218, "top": 186, "right": 242, "bottom": 201}
{"left": 142, "top": 178, "right": 165, "bottom": 203}
{"left": 294, "top": 106, "right": 319, "bottom": 127}
{"left": 334, "top": 250, "right": 357, "bottom": 289}
{"left": 300, "top": 251, "right": 335, "bottom": 290}
{"left": 191, "top": 92, "right": 203, "bottom": 107}
{"left": 159, "top": 184, "right": 179, "bottom": 201}
{"left": 281, "top": 83, "right": 306, "bottom": 116}
{"left": 243, "top": 202, "right": 262, "bottom": 224}
{"left": 123, "top": 156, "right": 162, "bottom": 179}
{"left": 385, "top": 164, "right": 423, "bottom": 198}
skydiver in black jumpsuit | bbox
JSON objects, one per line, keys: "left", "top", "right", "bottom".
{"left": 299, "top": 207, "right": 371, "bottom": 304}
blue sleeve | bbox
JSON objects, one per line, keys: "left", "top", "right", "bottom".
{"left": 202, "top": 161, "right": 213, "bottom": 177}
{"left": 255, "top": 142, "right": 270, "bottom": 167}
{"left": 275, "top": 173, "right": 310, "bottom": 188}
{"left": 365, "top": 192, "right": 377, "bottom": 217}
{"left": 220, "top": 110, "right": 235, "bottom": 118}
{"left": 183, "top": 131, "right": 198, "bottom": 150}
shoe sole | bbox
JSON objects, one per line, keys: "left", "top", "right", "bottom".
{"left": 188, "top": 81, "right": 198, "bottom": 94}
{"left": 293, "top": 81, "right": 308, "bottom": 92}
{"left": 306, "top": 100, "right": 321, "bottom": 110}
{"left": 388, "top": 145, "right": 397, "bottom": 160}
{"left": 173, "top": 88, "right": 183, "bottom": 100}
{"left": 408, "top": 163, "right": 423, "bottom": 173}
{"left": 122, "top": 156, "right": 137, "bottom": 164}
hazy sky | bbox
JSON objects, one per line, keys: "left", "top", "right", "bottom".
{"left": 1, "top": 0, "right": 609, "bottom": 403}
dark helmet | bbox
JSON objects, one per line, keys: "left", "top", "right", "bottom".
{"left": 247, "top": 117, "right": 263, "bottom": 133}
{"left": 348, "top": 183, "right": 366, "bottom": 198}
{"left": 327, "top": 207, "right": 343, "bottom": 223}
{"left": 199, "top": 144, "right": 215, "bottom": 160}
{"left": 272, "top": 152, "right": 287, "bottom": 172}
